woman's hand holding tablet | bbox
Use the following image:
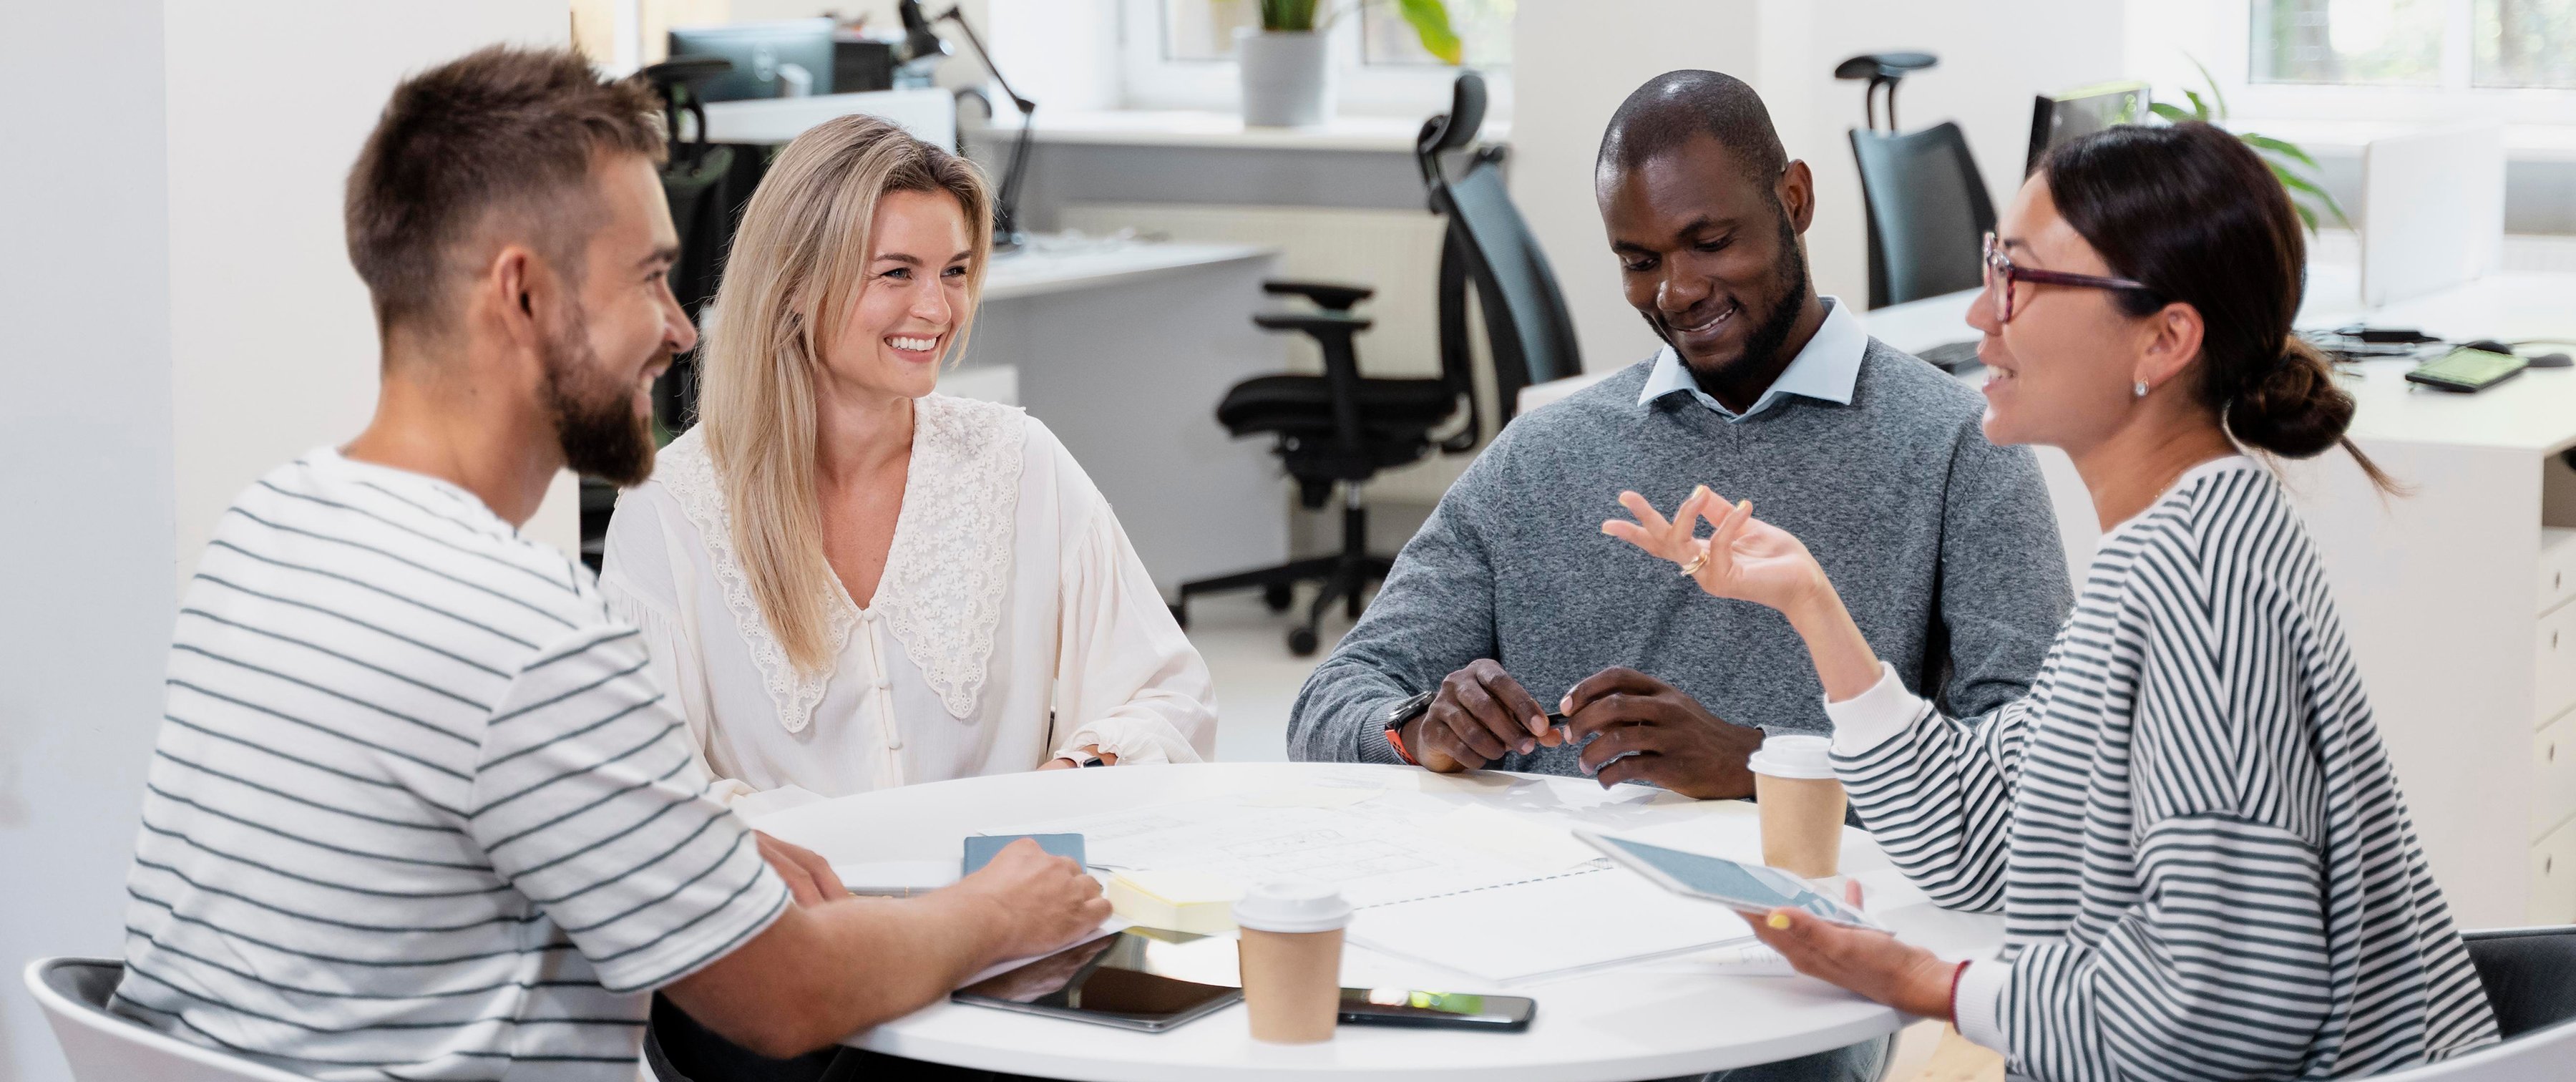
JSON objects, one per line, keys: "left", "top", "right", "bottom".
{"left": 1576, "top": 832, "right": 1962, "bottom": 1021}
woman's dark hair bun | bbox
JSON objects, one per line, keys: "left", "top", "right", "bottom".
{"left": 2227, "top": 338, "right": 2353, "bottom": 460}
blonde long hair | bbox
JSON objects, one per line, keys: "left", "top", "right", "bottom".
{"left": 695, "top": 114, "right": 992, "bottom": 672}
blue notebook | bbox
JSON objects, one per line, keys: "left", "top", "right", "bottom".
{"left": 962, "top": 833, "right": 1086, "bottom": 876}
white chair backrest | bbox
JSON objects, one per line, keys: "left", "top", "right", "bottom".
{"left": 24, "top": 958, "right": 316, "bottom": 1082}
{"left": 2348, "top": 1018, "right": 2576, "bottom": 1081}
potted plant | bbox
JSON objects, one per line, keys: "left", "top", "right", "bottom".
{"left": 2150, "top": 58, "right": 2352, "bottom": 233}
{"left": 1237, "top": 0, "right": 1461, "bottom": 127}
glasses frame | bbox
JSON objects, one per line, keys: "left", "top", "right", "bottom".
{"left": 1981, "top": 232, "right": 2157, "bottom": 323}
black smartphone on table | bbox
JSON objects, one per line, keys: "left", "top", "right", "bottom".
{"left": 1338, "top": 987, "right": 1536, "bottom": 1031}
{"left": 2406, "top": 347, "right": 2527, "bottom": 393}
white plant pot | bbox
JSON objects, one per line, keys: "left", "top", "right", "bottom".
{"left": 1236, "top": 29, "right": 1333, "bottom": 127}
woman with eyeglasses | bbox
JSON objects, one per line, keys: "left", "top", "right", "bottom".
{"left": 1606, "top": 122, "right": 2499, "bottom": 1079}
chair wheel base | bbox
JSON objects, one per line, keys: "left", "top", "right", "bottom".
{"left": 1262, "top": 583, "right": 1295, "bottom": 612}
{"left": 1287, "top": 627, "right": 1319, "bottom": 656}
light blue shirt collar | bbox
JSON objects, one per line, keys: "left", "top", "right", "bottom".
{"left": 1638, "top": 296, "right": 1866, "bottom": 421}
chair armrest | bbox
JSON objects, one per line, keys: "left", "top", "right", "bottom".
{"left": 1254, "top": 311, "right": 1376, "bottom": 335}
{"left": 1263, "top": 281, "right": 1375, "bottom": 311}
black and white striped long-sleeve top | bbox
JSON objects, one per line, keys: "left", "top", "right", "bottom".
{"left": 1833, "top": 457, "right": 2498, "bottom": 1081}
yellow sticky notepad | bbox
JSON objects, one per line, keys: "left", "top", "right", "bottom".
{"left": 1106, "top": 869, "right": 1243, "bottom": 935}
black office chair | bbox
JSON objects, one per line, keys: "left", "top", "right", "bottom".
{"left": 579, "top": 59, "right": 746, "bottom": 570}
{"left": 1848, "top": 122, "right": 1996, "bottom": 311}
{"left": 1174, "top": 70, "right": 1579, "bottom": 655}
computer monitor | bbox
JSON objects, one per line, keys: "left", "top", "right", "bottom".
{"left": 668, "top": 19, "right": 836, "bottom": 102}
{"left": 2025, "top": 81, "right": 2149, "bottom": 175}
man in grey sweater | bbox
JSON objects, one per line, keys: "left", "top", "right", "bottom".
{"left": 1288, "top": 70, "right": 2071, "bottom": 809}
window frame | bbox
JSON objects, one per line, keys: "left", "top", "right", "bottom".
{"left": 1114, "top": 0, "right": 1513, "bottom": 120}
{"left": 2207, "top": 0, "right": 2576, "bottom": 127}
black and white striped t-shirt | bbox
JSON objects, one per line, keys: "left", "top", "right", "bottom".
{"left": 1830, "top": 457, "right": 2498, "bottom": 1081}
{"left": 115, "top": 449, "right": 789, "bottom": 1081}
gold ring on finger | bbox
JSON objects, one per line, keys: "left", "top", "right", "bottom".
{"left": 1679, "top": 551, "right": 1709, "bottom": 577}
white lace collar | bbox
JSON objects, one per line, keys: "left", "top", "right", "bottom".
{"left": 653, "top": 394, "right": 1028, "bottom": 732}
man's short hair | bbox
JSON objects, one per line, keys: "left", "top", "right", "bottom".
{"left": 345, "top": 46, "right": 665, "bottom": 335}
{"left": 1596, "top": 70, "right": 1787, "bottom": 196}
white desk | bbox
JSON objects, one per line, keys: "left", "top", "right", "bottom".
{"left": 695, "top": 87, "right": 957, "bottom": 147}
{"left": 753, "top": 762, "right": 2002, "bottom": 1082}
{"left": 1861, "top": 268, "right": 2576, "bottom": 928}
{"left": 954, "top": 240, "right": 1292, "bottom": 590}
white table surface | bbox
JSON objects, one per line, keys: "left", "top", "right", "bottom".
{"left": 752, "top": 762, "right": 2003, "bottom": 1082}
{"left": 1859, "top": 267, "right": 2576, "bottom": 454}
{"left": 980, "top": 239, "right": 1279, "bottom": 302}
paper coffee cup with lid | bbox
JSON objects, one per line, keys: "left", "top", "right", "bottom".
{"left": 1750, "top": 733, "right": 1846, "bottom": 879}
{"left": 1232, "top": 879, "right": 1352, "bottom": 1043}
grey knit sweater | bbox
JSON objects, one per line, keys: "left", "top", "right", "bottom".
{"left": 1286, "top": 341, "right": 2073, "bottom": 776}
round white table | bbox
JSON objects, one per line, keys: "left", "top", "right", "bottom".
{"left": 752, "top": 762, "right": 2004, "bottom": 1082}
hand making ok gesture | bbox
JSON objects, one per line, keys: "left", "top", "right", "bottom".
{"left": 1599, "top": 485, "right": 1886, "bottom": 704}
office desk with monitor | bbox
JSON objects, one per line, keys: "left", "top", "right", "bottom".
{"left": 1862, "top": 265, "right": 2576, "bottom": 930}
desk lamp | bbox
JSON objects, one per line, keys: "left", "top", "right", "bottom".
{"left": 897, "top": 0, "right": 1035, "bottom": 251}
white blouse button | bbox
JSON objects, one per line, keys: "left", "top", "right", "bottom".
{"left": 873, "top": 676, "right": 892, "bottom": 691}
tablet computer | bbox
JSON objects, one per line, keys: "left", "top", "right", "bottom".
{"left": 950, "top": 929, "right": 1242, "bottom": 1033}
{"left": 1575, "top": 830, "right": 1881, "bottom": 930}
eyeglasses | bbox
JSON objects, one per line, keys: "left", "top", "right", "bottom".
{"left": 1980, "top": 232, "right": 2155, "bottom": 323}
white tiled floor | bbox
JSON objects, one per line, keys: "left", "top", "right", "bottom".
{"left": 1181, "top": 590, "right": 1352, "bottom": 764}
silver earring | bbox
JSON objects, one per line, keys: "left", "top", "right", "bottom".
{"left": 2133, "top": 381, "right": 2150, "bottom": 399}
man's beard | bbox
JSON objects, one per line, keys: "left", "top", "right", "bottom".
{"left": 1672, "top": 212, "right": 1810, "bottom": 387}
{"left": 540, "top": 306, "right": 659, "bottom": 487}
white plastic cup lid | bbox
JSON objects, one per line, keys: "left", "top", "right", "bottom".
{"left": 1231, "top": 879, "right": 1353, "bottom": 933}
{"left": 1747, "top": 733, "right": 1836, "bottom": 780}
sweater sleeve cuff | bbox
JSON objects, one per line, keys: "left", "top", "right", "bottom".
{"left": 1821, "top": 661, "right": 1927, "bottom": 756}
{"left": 1953, "top": 958, "right": 2011, "bottom": 1053}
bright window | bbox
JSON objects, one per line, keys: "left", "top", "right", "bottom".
{"left": 2473, "top": 0, "right": 2576, "bottom": 88}
{"left": 1123, "top": 0, "right": 1514, "bottom": 117}
{"left": 2172, "top": 0, "right": 2576, "bottom": 127}
{"left": 2246, "top": 0, "right": 2576, "bottom": 89}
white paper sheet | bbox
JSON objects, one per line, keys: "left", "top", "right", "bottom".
{"left": 985, "top": 789, "right": 1750, "bottom": 983}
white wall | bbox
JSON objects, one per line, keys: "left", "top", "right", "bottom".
{"left": 1508, "top": 0, "right": 1764, "bottom": 372}
{"left": 1, "top": 5, "right": 570, "bottom": 1081}
{"left": 0, "top": 1, "right": 174, "bottom": 1078}
{"left": 166, "top": 1, "right": 578, "bottom": 588}
{"left": 1511, "top": 0, "right": 2127, "bottom": 371}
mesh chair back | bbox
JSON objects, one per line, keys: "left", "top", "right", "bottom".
{"left": 1417, "top": 72, "right": 1580, "bottom": 429}
{"left": 1438, "top": 158, "right": 1584, "bottom": 419}
{"left": 1848, "top": 121, "right": 1996, "bottom": 308}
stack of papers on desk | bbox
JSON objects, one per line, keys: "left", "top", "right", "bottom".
{"left": 984, "top": 782, "right": 1753, "bottom": 985}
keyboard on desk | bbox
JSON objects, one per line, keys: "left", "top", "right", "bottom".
{"left": 1916, "top": 340, "right": 1981, "bottom": 373}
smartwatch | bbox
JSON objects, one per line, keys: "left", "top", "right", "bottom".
{"left": 1382, "top": 691, "right": 1435, "bottom": 765}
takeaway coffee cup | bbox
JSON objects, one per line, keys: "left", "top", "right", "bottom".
{"left": 1750, "top": 734, "right": 1845, "bottom": 878}
{"left": 1232, "top": 879, "right": 1353, "bottom": 1043}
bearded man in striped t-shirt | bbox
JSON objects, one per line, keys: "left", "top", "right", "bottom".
{"left": 114, "top": 47, "right": 1107, "bottom": 1080}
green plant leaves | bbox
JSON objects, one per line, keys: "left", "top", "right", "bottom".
{"left": 1393, "top": 0, "right": 1463, "bottom": 64}
{"left": 2264, "top": 155, "right": 2356, "bottom": 231}
{"left": 2143, "top": 53, "right": 2348, "bottom": 236}
{"left": 1259, "top": 0, "right": 1321, "bottom": 31}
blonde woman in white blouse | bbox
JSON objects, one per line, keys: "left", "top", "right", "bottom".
{"left": 601, "top": 115, "right": 1215, "bottom": 815}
